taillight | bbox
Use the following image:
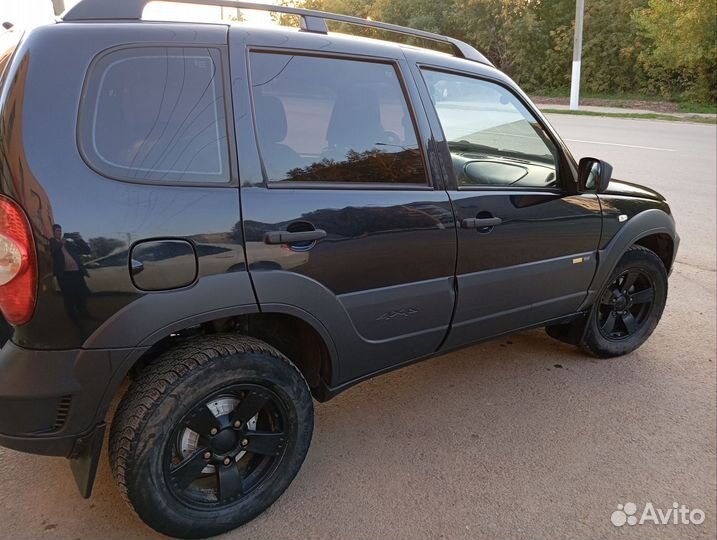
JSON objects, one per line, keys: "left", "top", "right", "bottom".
{"left": 0, "top": 196, "right": 37, "bottom": 325}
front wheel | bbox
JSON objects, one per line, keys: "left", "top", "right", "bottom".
{"left": 581, "top": 245, "right": 668, "bottom": 358}
{"left": 109, "top": 334, "right": 314, "bottom": 539}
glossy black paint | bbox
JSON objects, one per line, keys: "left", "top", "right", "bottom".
{"left": 230, "top": 28, "right": 458, "bottom": 379}
{"left": 0, "top": 17, "right": 678, "bottom": 475}
{"left": 443, "top": 190, "right": 602, "bottom": 348}
{"left": 597, "top": 181, "right": 673, "bottom": 250}
{"left": 0, "top": 315, "right": 10, "bottom": 348}
{"left": 0, "top": 23, "right": 247, "bottom": 349}
{"left": 403, "top": 49, "right": 604, "bottom": 348}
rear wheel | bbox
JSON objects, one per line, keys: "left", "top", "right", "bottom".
{"left": 109, "top": 334, "right": 313, "bottom": 539}
{"left": 581, "top": 245, "right": 667, "bottom": 357}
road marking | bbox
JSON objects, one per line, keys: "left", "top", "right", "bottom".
{"left": 563, "top": 138, "right": 676, "bottom": 152}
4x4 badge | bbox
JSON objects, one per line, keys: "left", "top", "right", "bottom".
{"left": 377, "top": 307, "right": 419, "bottom": 321}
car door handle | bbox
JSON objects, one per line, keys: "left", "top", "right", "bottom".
{"left": 264, "top": 229, "right": 327, "bottom": 245}
{"left": 461, "top": 217, "right": 503, "bottom": 229}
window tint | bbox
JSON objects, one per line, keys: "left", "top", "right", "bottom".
{"left": 422, "top": 70, "right": 559, "bottom": 188}
{"left": 249, "top": 52, "right": 426, "bottom": 185}
{"left": 80, "top": 47, "right": 229, "bottom": 183}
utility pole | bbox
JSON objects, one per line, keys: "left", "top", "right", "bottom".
{"left": 51, "top": 0, "right": 66, "bottom": 16}
{"left": 117, "top": 232, "right": 133, "bottom": 247}
{"left": 570, "top": 0, "right": 585, "bottom": 110}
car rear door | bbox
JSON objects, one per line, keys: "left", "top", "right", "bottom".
{"left": 407, "top": 58, "right": 603, "bottom": 349}
{"left": 230, "top": 29, "right": 456, "bottom": 383}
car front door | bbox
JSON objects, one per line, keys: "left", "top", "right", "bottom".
{"left": 414, "top": 65, "right": 603, "bottom": 349}
{"left": 230, "top": 31, "right": 457, "bottom": 383}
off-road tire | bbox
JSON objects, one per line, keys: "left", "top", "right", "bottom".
{"left": 108, "top": 334, "right": 314, "bottom": 539}
{"left": 581, "top": 245, "right": 668, "bottom": 358}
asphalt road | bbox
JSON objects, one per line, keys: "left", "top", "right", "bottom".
{"left": 0, "top": 115, "right": 715, "bottom": 540}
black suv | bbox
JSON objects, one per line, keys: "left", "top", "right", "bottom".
{"left": 0, "top": 1, "right": 678, "bottom": 537}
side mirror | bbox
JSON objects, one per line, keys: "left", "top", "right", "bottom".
{"left": 578, "top": 157, "right": 613, "bottom": 193}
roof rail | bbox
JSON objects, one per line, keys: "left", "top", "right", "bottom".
{"left": 62, "top": 0, "right": 492, "bottom": 65}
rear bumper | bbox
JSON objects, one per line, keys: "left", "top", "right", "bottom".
{"left": 0, "top": 341, "right": 118, "bottom": 456}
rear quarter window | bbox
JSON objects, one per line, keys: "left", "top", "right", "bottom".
{"left": 78, "top": 47, "right": 230, "bottom": 184}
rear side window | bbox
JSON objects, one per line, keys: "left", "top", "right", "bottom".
{"left": 249, "top": 52, "right": 427, "bottom": 185}
{"left": 79, "top": 47, "right": 230, "bottom": 183}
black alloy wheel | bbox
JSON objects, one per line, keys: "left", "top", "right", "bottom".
{"left": 597, "top": 269, "right": 655, "bottom": 340}
{"left": 166, "top": 385, "right": 289, "bottom": 507}
{"left": 580, "top": 245, "right": 668, "bottom": 358}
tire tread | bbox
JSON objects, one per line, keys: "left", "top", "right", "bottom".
{"left": 109, "top": 334, "right": 302, "bottom": 506}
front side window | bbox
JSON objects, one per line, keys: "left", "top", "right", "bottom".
{"left": 249, "top": 52, "right": 426, "bottom": 185}
{"left": 422, "top": 69, "right": 559, "bottom": 189}
{"left": 79, "top": 47, "right": 230, "bottom": 183}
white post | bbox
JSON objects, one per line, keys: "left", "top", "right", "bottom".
{"left": 570, "top": 0, "right": 585, "bottom": 110}
{"left": 51, "top": 0, "right": 66, "bottom": 16}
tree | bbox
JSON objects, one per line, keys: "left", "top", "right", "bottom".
{"left": 499, "top": 0, "right": 576, "bottom": 90}
{"left": 289, "top": 0, "right": 716, "bottom": 104}
{"left": 371, "top": 0, "right": 454, "bottom": 35}
{"left": 449, "top": 0, "right": 531, "bottom": 74}
{"left": 633, "top": 0, "right": 717, "bottom": 102}
{"left": 581, "top": 0, "right": 649, "bottom": 94}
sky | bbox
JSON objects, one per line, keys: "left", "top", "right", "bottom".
{"left": 0, "top": 0, "right": 277, "bottom": 29}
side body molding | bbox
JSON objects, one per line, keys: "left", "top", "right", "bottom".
{"left": 580, "top": 208, "right": 678, "bottom": 310}
{"left": 250, "top": 270, "right": 455, "bottom": 385}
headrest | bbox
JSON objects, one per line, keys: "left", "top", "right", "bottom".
{"left": 326, "top": 86, "right": 382, "bottom": 149}
{"left": 254, "top": 94, "right": 288, "bottom": 143}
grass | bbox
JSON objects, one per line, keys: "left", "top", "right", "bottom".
{"left": 541, "top": 108, "right": 717, "bottom": 124}
{"left": 531, "top": 89, "right": 662, "bottom": 101}
{"left": 531, "top": 88, "right": 716, "bottom": 114}
{"left": 678, "top": 102, "right": 717, "bottom": 114}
